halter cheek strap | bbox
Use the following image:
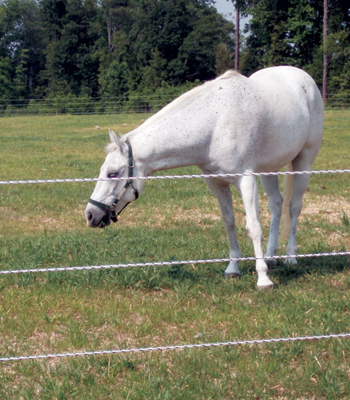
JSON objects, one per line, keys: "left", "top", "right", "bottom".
{"left": 88, "top": 140, "right": 139, "bottom": 223}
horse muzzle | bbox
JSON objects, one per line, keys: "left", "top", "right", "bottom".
{"left": 85, "top": 207, "right": 113, "bottom": 228}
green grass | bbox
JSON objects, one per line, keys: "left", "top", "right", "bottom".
{"left": 0, "top": 111, "right": 350, "bottom": 399}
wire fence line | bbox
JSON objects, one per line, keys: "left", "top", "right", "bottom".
{"left": 1, "top": 251, "right": 350, "bottom": 276}
{"left": 2, "top": 333, "right": 350, "bottom": 363}
{"left": 1, "top": 167, "right": 350, "bottom": 363}
{"left": 1, "top": 168, "right": 350, "bottom": 186}
{"left": 0, "top": 93, "right": 349, "bottom": 117}
{"left": 0, "top": 95, "right": 176, "bottom": 116}
{"left": 1, "top": 167, "right": 350, "bottom": 277}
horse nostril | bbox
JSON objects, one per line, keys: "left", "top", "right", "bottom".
{"left": 87, "top": 211, "right": 93, "bottom": 221}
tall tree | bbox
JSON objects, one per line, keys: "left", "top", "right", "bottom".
{"left": 0, "top": 57, "right": 14, "bottom": 98}
{"left": 323, "top": 0, "right": 328, "bottom": 101}
{"left": 173, "top": 6, "right": 234, "bottom": 82}
{"left": 235, "top": 6, "right": 240, "bottom": 70}
{"left": 0, "top": 0, "right": 46, "bottom": 97}
{"left": 285, "top": 0, "right": 323, "bottom": 67}
{"left": 227, "top": 0, "right": 250, "bottom": 71}
{"left": 241, "top": 0, "right": 292, "bottom": 74}
{"left": 325, "top": 0, "right": 350, "bottom": 97}
{"left": 128, "top": 0, "right": 234, "bottom": 85}
{"left": 41, "top": 0, "right": 102, "bottom": 96}
{"left": 99, "top": 0, "right": 134, "bottom": 53}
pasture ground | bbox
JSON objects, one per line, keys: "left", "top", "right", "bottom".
{"left": 0, "top": 110, "right": 350, "bottom": 399}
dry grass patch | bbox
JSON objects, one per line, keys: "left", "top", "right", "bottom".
{"left": 302, "top": 193, "right": 350, "bottom": 224}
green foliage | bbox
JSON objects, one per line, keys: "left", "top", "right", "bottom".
{"left": 0, "top": 0, "right": 46, "bottom": 96}
{"left": 99, "top": 60, "right": 131, "bottom": 99}
{"left": 0, "top": 0, "right": 234, "bottom": 101}
{"left": 172, "top": 7, "right": 233, "bottom": 83}
{"left": 0, "top": 0, "right": 350, "bottom": 104}
{"left": 13, "top": 48, "right": 29, "bottom": 97}
{"left": 327, "top": 29, "right": 350, "bottom": 96}
{"left": 285, "top": 0, "right": 323, "bottom": 67}
{"left": 241, "top": 0, "right": 350, "bottom": 94}
{"left": 0, "top": 57, "right": 14, "bottom": 99}
{"left": 0, "top": 80, "right": 201, "bottom": 116}
{"left": 140, "top": 49, "right": 167, "bottom": 92}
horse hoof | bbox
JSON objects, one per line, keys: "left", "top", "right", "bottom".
{"left": 224, "top": 272, "right": 241, "bottom": 279}
{"left": 257, "top": 277, "right": 274, "bottom": 289}
{"left": 257, "top": 283, "right": 274, "bottom": 290}
{"left": 284, "top": 258, "right": 297, "bottom": 265}
{"left": 266, "top": 258, "right": 277, "bottom": 267}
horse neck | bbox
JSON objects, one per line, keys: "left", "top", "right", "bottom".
{"left": 127, "top": 118, "right": 209, "bottom": 176}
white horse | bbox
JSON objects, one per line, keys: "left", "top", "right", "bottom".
{"left": 85, "top": 66, "right": 324, "bottom": 288}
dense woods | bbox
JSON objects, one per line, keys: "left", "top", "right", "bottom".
{"left": 0, "top": 0, "right": 349, "bottom": 107}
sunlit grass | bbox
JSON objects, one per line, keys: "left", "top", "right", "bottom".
{"left": 0, "top": 111, "right": 350, "bottom": 399}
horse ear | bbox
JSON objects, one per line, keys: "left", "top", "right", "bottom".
{"left": 108, "top": 129, "right": 123, "bottom": 152}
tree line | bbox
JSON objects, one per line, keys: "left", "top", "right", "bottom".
{"left": 0, "top": 0, "right": 349, "bottom": 107}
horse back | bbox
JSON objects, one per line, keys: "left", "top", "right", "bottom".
{"left": 194, "top": 66, "right": 323, "bottom": 174}
{"left": 249, "top": 66, "right": 324, "bottom": 137}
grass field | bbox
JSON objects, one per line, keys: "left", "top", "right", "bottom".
{"left": 0, "top": 110, "right": 350, "bottom": 399}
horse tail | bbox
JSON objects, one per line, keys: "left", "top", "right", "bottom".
{"left": 280, "top": 162, "right": 294, "bottom": 241}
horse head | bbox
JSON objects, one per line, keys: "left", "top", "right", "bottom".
{"left": 85, "top": 130, "right": 141, "bottom": 228}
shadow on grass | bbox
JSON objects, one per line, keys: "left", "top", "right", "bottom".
{"left": 268, "top": 254, "right": 350, "bottom": 286}
{"left": 3, "top": 255, "right": 348, "bottom": 293}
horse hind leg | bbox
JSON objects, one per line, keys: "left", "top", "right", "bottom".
{"left": 284, "top": 153, "right": 314, "bottom": 264}
{"left": 239, "top": 175, "right": 274, "bottom": 288}
{"left": 260, "top": 175, "right": 283, "bottom": 265}
{"left": 204, "top": 179, "right": 241, "bottom": 277}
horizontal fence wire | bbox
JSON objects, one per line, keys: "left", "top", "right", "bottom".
{"left": 1, "top": 251, "right": 350, "bottom": 276}
{"left": 0, "top": 95, "right": 174, "bottom": 116}
{"left": 0, "top": 94, "right": 349, "bottom": 117}
{"left": 1, "top": 168, "right": 350, "bottom": 276}
{"left": 1, "top": 168, "right": 350, "bottom": 185}
{"left": 1, "top": 333, "right": 350, "bottom": 363}
{"left": 1, "top": 167, "right": 350, "bottom": 363}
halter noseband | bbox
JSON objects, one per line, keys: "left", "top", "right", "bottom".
{"left": 88, "top": 140, "right": 139, "bottom": 223}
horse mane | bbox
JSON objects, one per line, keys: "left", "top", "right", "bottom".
{"left": 105, "top": 143, "right": 118, "bottom": 153}
{"left": 135, "top": 70, "right": 241, "bottom": 129}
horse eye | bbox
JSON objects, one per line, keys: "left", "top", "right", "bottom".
{"left": 108, "top": 173, "right": 119, "bottom": 179}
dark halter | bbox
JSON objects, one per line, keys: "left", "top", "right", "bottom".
{"left": 88, "top": 141, "right": 139, "bottom": 223}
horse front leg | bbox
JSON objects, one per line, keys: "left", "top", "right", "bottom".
{"left": 239, "top": 175, "right": 274, "bottom": 288}
{"left": 204, "top": 179, "right": 241, "bottom": 276}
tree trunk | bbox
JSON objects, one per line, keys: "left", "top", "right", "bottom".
{"left": 235, "top": 9, "right": 240, "bottom": 71}
{"left": 322, "top": 0, "right": 328, "bottom": 102}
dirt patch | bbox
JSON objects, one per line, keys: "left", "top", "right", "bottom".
{"left": 119, "top": 204, "right": 222, "bottom": 229}
{"left": 302, "top": 194, "right": 350, "bottom": 224}
{"left": 118, "top": 192, "right": 350, "bottom": 232}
